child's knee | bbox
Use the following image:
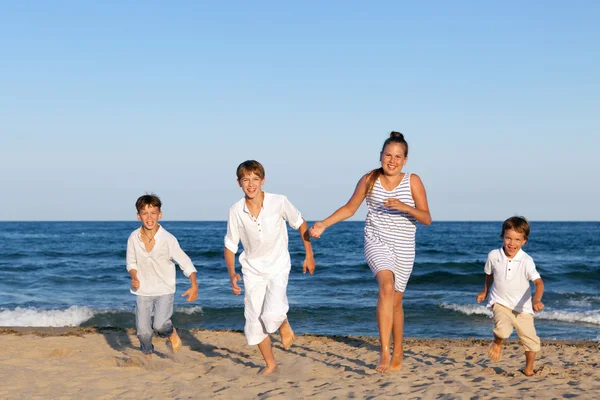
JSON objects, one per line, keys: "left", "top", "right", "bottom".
{"left": 493, "top": 324, "right": 513, "bottom": 340}
{"left": 154, "top": 320, "right": 174, "bottom": 338}
{"left": 260, "top": 312, "right": 286, "bottom": 333}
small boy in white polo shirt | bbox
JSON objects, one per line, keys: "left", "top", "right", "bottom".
{"left": 224, "top": 160, "right": 316, "bottom": 375}
{"left": 476, "top": 216, "right": 545, "bottom": 376}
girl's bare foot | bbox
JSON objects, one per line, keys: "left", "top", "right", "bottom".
{"left": 388, "top": 347, "right": 403, "bottom": 371}
{"left": 488, "top": 342, "right": 502, "bottom": 361}
{"left": 169, "top": 328, "right": 182, "bottom": 353}
{"left": 259, "top": 364, "right": 278, "bottom": 375}
{"left": 279, "top": 320, "right": 295, "bottom": 350}
{"left": 376, "top": 347, "right": 391, "bottom": 373}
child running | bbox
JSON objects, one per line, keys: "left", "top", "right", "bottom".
{"left": 126, "top": 194, "right": 198, "bottom": 360}
{"left": 310, "top": 131, "right": 432, "bottom": 373}
{"left": 224, "top": 160, "right": 316, "bottom": 375}
{"left": 476, "top": 216, "right": 545, "bottom": 376}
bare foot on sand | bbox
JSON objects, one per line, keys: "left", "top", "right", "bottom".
{"left": 376, "top": 347, "right": 391, "bottom": 373}
{"left": 522, "top": 368, "right": 535, "bottom": 376}
{"left": 279, "top": 320, "right": 295, "bottom": 350}
{"left": 488, "top": 342, "right": 502, "bottom": 361}
{"left": 259, "top": 364, "right": 278, "bottom": 375}
{"left": 388, "top": 347, "right": 403, "bottom": 371}
{"left": 169, "top": 328, "right": 182, "bottom": 353}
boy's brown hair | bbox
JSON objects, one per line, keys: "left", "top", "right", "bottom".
{"left": 236, "top": 160, "right": 265, "bottom": 180}
{"left": 501, "top": 216, "right": 530, "bottom": 240}
{"left": 135, "top": 194, "right": 162, "bottom": 213}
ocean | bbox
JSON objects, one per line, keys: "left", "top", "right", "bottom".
{"left": 0, "top": 221, "right": 598, "bottom": 340}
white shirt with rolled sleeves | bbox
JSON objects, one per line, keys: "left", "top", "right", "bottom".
{"left": 126, "top": 226, "right": 197, "bottom": 296}
{"left": 484, "top": 247, "right": 541, "bottom": 314}
{"left": 224, "top": 192, "right": 304, "bottom": 276}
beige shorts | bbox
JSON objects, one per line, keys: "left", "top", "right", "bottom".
{"left": 492, "top": 303, "right": 541, "bottom": 352}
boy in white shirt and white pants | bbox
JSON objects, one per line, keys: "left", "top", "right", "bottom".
{"left": 224, "top": 160, "right": 316, "bottom": 375}
{"left": 477, "top": 216, "right": 545, "bottom": 376}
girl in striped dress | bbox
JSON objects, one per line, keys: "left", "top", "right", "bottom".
{"left": 310, "top": 131, "right": 432, "bottom": 373}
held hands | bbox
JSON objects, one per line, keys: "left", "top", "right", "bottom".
{"left": 309, "top": 222, "right": 326, "bottom": 239}
{"left": 476, "top": 291, "right": 487, "bottom": 303}
{"left": 230, "top": 273, "right": 242, "bottom": 296}
{"left": 181, "top": 285, "right": 198, "bottom": 302}
{"left": 303, "top": 256, "right": 316, "bottom": 275}
{"left": 532, "top": 300, "right": 544, "bottom": 313}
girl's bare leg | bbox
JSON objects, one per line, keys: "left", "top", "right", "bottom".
{"left": 375, "top": 271, "right": 395, "bottom": 373}
{"left": 389, "top": 291, "right": 405, "bottom": 371}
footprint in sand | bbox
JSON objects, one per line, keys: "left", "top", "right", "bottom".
{"left": 49, "top": 348, "right": 73, "bottom": 358}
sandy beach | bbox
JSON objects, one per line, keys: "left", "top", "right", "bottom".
{"left": 0, "top": 327, "right": 598, "bottom": 399}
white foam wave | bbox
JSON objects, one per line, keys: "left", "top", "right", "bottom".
{"left": 535, "top": 310, "right": 600, "bottom": 325}
{"left": 175, "top": 305, "right": 204, "bottom": 315}
{"left": 440, "top": 303, "right": 492, "bottom": 317}
{"left": 441, "top": 303, "right": 600, "bottom": 326}
{"left": 0, "top": 306, "right": 94, "bottom": 327}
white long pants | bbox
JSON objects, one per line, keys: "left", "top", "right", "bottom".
{"left": 243, "top": 269, "right": 290, "bottom": 345}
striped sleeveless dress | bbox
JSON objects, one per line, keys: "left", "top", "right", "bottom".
{"left": 364, "top": 173, "right": 417, "bottom": 292}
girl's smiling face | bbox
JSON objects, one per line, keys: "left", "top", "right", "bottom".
{"left": 380, "top": 143, "right": 407, "bottom": 176}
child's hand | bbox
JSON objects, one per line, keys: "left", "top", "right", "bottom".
{"left": 181, "top": 285, "right": 198, "bottom": 302}
{"left": 303, "top": 256, "right": 316, "bottom": 275}
{"left": 532, "top": 300, "right": 544, "bottom": 313}
{"left": 310, "top": 222, "right": 326, "bottom": 239}
{"left": 383, "top": 198, "right": 410, "bottom": 212}
{"left": 131, "top": 276, "right": 140, "bottom": 290}
{"left": 230, "top": 273, "right": 242, "bottom": 296}
{"left": 476, "top": 291, "right": 486, "bottom": 303}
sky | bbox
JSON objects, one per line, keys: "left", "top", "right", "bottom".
{"left": 1, "top": 1, "right": 599, "bottom": 221}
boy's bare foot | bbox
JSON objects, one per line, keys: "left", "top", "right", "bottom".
{"left": 169, "top": 328, "right": 182, "bottom": 353}
{"left": 523, "top": 368, "right": 535, "bottom": 376}
{"left": 143, "top": 353, "right": 152, "bottom": 361}
{"left": 376, "top": 347, "right": 391, "bottom": 373}
{"left": 388, "top": 347, "right": 403, "bottom": 371}
{"left": 279, "top": 320, "right": 295, "bottom": 350}
{"left": 488, "top": 342, "right": 502, "bottom": 361}
{"left": 258, "top": 364, "right": 278, "bottom": 375}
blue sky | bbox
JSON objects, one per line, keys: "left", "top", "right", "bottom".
{"left": 1, "top": 1, "right": 598, "bottom": 221}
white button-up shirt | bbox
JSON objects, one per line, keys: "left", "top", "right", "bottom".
{"left": 484, "top": 247, "right": 541, "bottom": 314}
{"left": 126, "top": 226, "right": 197, "bottom": 296}
{"left": 224, "top": 192, "right": 304, "bottom": 276}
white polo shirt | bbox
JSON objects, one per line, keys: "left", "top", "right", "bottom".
{"left": 224, "top": 192, "right": 304, "bottom": 276}
{"left": 126, "top": 226, "right": 197, "bottom": 296}
{"left": 484, "top": 247, "right": 541, "bottom": 314}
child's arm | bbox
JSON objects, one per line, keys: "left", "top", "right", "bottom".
{"left": 129, "top": 269, "right": 140, "bottom": 289}
{"left": 180, "top": 272, "right": 198, "bottom": 302}
{"left": 298, "top": 221, "right": 315, "bottom": 275}
{"left": 532, "top": 278, "right": 544, "bottom": 313}
{"left": 169, "top": 239, "right": 198, "bottom": 302}
{"left": 383, "top": 174, "right": 432, "bottom": 225}
{"left": 225, "top": 248, "right": 242, "bottom": 295}
{"left": 310, "top": 174, "right": 368, "bottom": 238}
{"left": 126, "top": 235, "right": 140, "bottom": 289}
{"left": 476, "top": 274, "right": 494, "bottom": 303}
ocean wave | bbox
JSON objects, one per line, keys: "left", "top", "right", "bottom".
{"left": 175, "top": 305, "right": 204, "bottom": 315}
{"left": 0, "top": 306, "right": 95, "bottom": 327}
{"left": 535, "top": 310, "right": 600, "bottom": 326}
{"left": 440, "top": 303, "right": 600, "bottom": 326}
{"left": 440, "top": 303, "right": 492, "bottom": 317}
